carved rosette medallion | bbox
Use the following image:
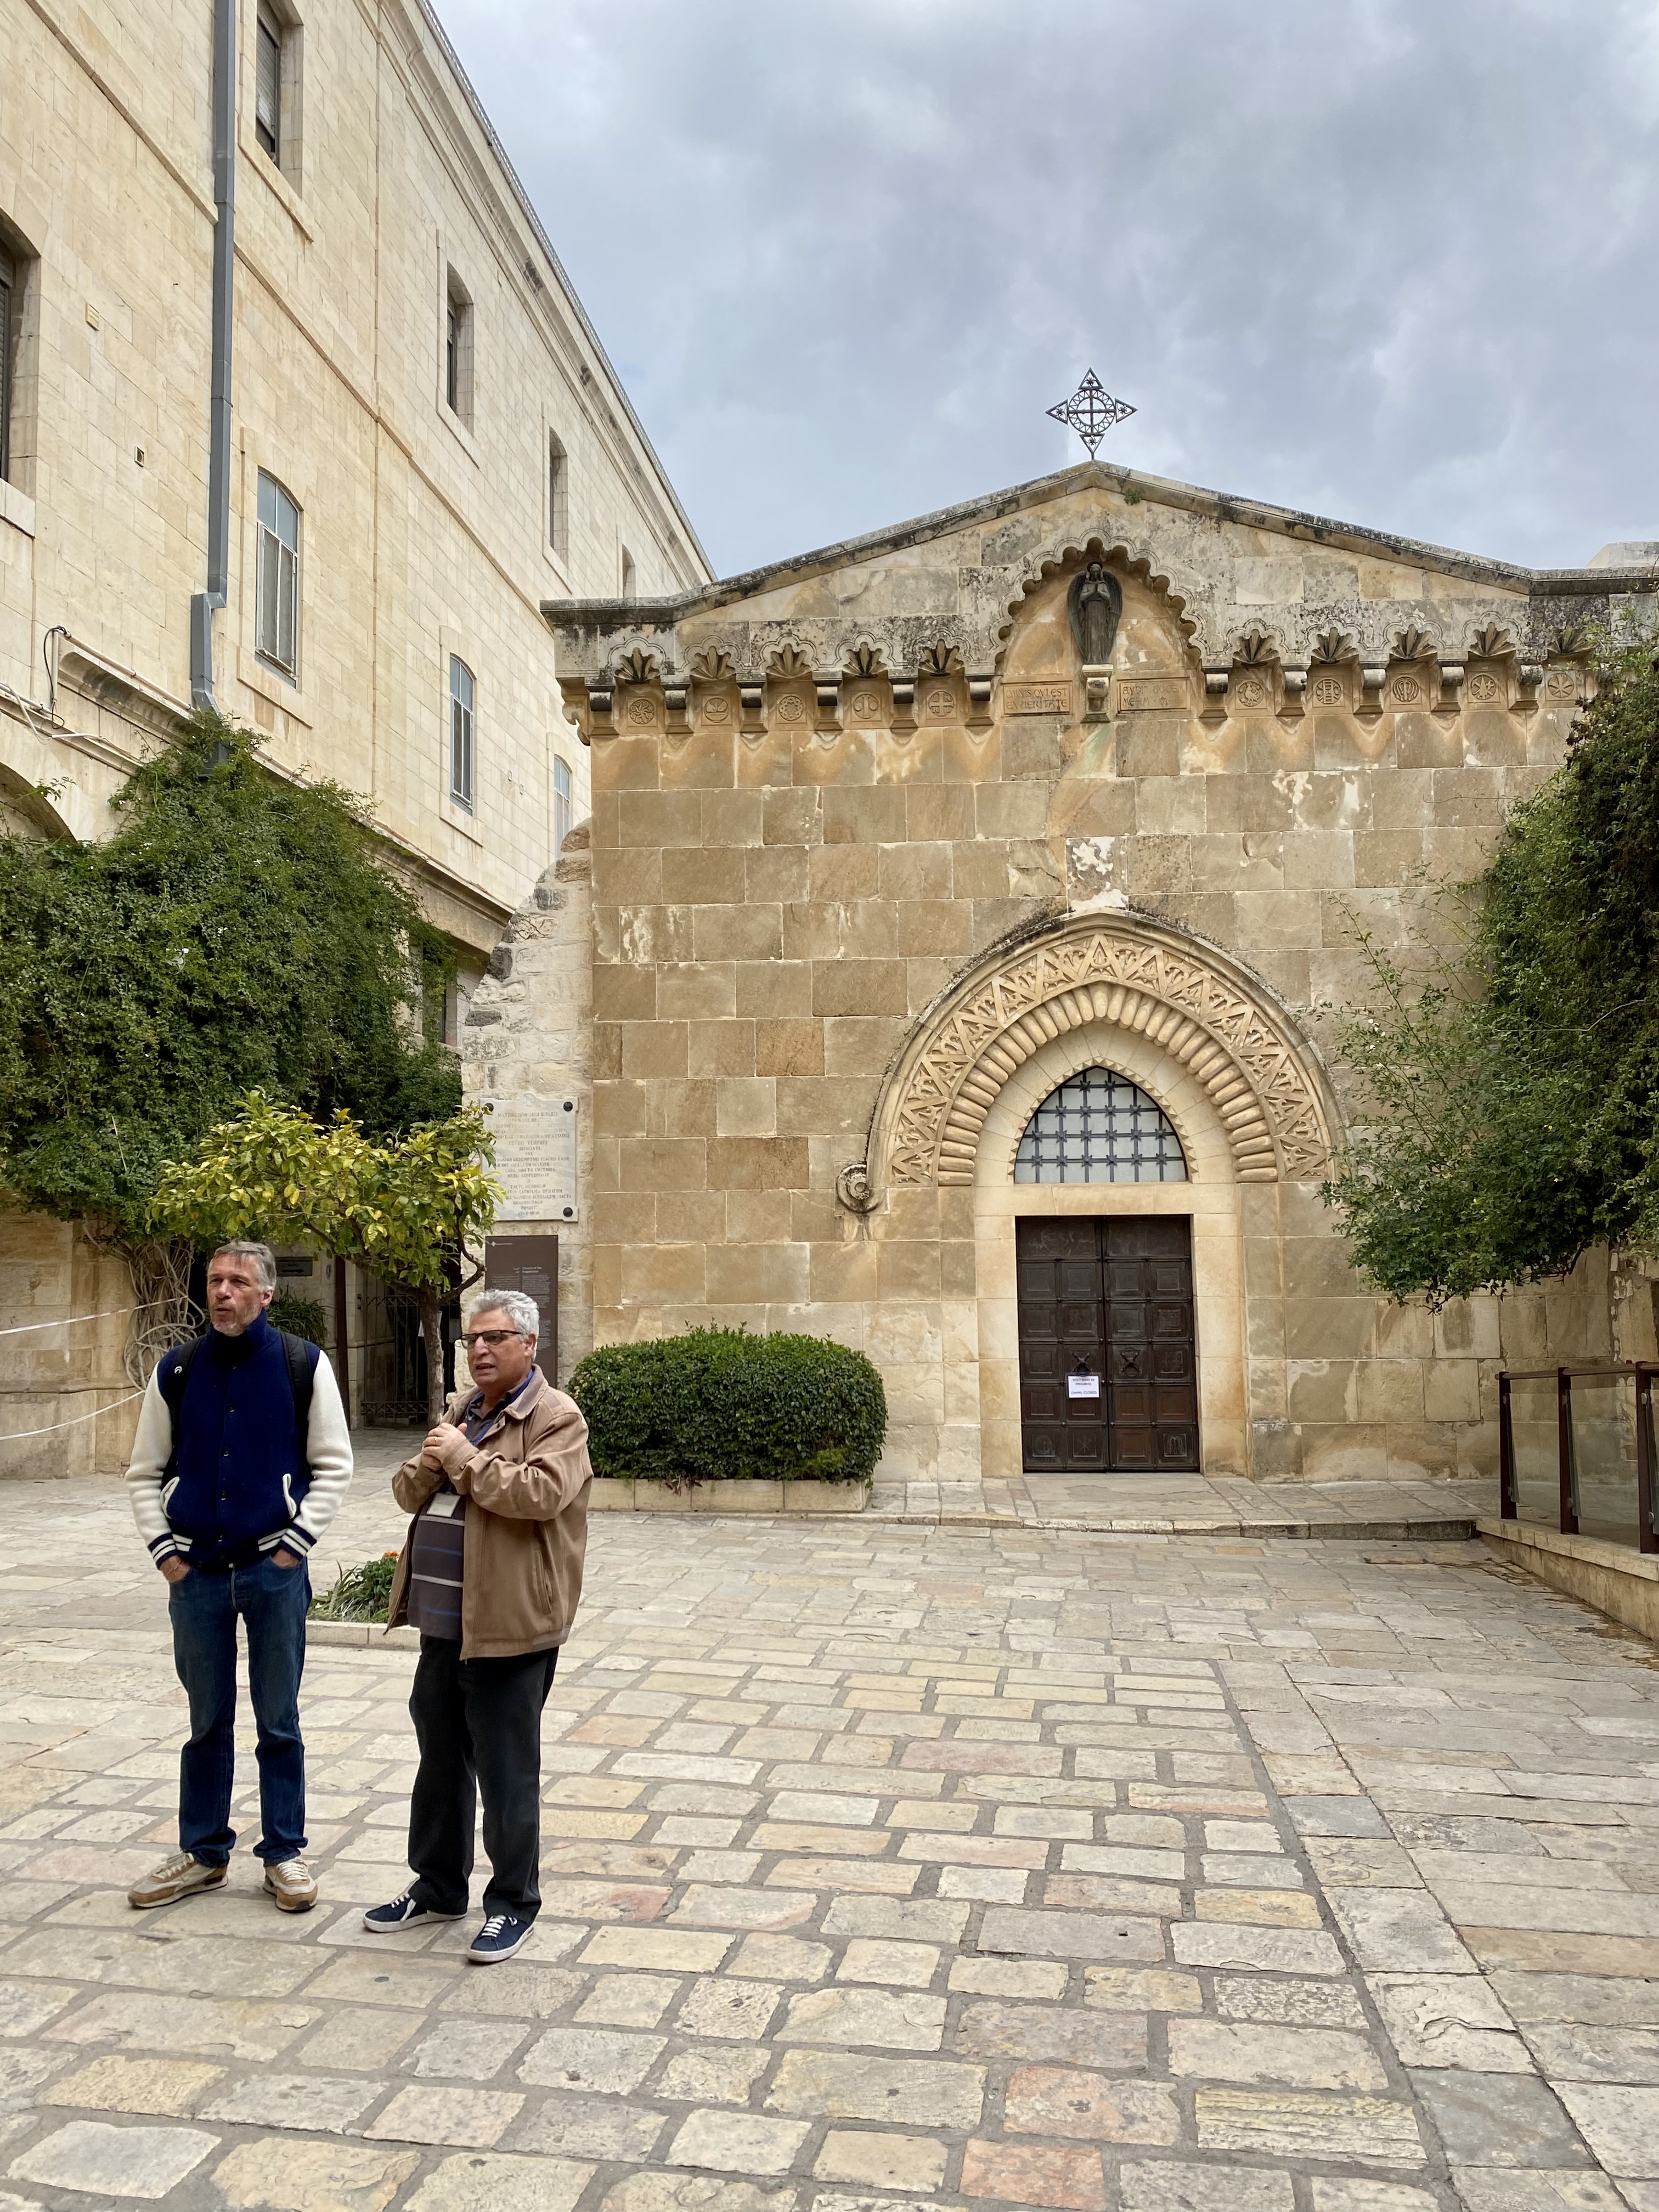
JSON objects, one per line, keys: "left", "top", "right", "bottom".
{"left": 869, "top": 920, "right": 1332, "bottom": 1193}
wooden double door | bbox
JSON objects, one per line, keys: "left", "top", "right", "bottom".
{"left": 1017, "top": 1216, "right": 1199, "bottom": 1472}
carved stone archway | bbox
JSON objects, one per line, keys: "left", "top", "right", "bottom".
{"left": 857, "top": 915, "right": 1335, "bottom": 1197}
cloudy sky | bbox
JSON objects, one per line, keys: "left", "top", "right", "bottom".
{"left": 439, "top": 0, "right": 1658, "bottom": 582}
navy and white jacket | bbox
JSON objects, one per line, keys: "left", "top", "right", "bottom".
{"left": 126, "top": 1313, "right": 353, "bottom": 1570}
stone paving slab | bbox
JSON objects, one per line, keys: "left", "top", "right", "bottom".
{"left": 0, "top": 1470, "right": 1649, "bottom": 2208}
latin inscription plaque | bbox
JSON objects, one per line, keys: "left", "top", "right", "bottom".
{"left": 481, "top": 1093, "right": 578, "bottom": 1223}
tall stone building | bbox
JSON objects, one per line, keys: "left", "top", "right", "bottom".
{"left": 462, "top": 461, "right": 1658, "bottom": 1493}
{"left": 0, "top": 0, "right": 708, "bottom": 1464}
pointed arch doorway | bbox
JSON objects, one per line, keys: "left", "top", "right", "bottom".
{"left": 1011, "top": 1066, "right": 1200, "bottom": 1474}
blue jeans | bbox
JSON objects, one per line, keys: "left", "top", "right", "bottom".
{"left": 168, "top": 1552, "right": 309, "bottom": 1865}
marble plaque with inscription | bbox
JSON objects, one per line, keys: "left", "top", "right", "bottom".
{"left": 482, "top": 1093, "right": 579, "bottom": 1222}
{"left": 1004, "top": 680, "right": 1073, "bottom": 716}
{"left": 1117, "top": 678, "right": 1185, "bottom": 712}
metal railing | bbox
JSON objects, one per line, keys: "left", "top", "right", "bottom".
{"left": 1498, "top": 1364, "right": 1658, "bottom": 1553}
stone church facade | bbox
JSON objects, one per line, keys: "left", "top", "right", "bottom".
{"left": 462, "top": 461, "right": 1659, "bottom": 1490}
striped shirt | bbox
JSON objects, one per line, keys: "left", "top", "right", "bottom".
{"left": 404, "top": 1375, "right": 534, "bottom": 1639}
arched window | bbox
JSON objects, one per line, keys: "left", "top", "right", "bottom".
{"left": 1014, "top": 1066, "right": 1187, "bottom": 1184}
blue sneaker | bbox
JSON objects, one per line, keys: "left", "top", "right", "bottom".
{"left": 469, "top": 1911, "right": 533, "bottom": 1964}
{"left": 363, "top": 1887, "right": 465, "bottom": 1933}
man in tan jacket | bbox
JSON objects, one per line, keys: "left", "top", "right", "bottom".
{"left": 365, "top": 1288, "right": 591, "bottom": 1963}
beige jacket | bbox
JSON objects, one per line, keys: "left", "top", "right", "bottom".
{"left": 387, "top": 1369, "right": 591, "bottom": 1659}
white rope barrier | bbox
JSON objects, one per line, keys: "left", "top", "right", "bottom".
{"left": 0, "top": 1389, "right": 146, "bottom": 1441}
{"left": 0, "top": 1302, "right": 166, "bottom": 1339}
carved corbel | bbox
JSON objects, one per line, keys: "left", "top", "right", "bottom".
{"left": 585, "top": 683, "right": 616, "bottom": 739}
{"left": 836, "top": 1160, "right": 879, "bottom": 1216}
{"left": 889, "top": 678, "right": 917, "bottom": 739}
{"left": 813, "top": 674, "right": 842, "bottom": 737}
{"left": 1080, "top": 667, "right": 1112, "bottom": 723}
{"left": 1278, "top": 667, "right": 1307, "bottom": 721}
{"left": 1515, "top": 664, "right": 1543, "bottom": 717}
{"left": 1201, "top": 669, "right": 1230, "bottom": 724}
{"left": 1357, "top": 667, "right": 1387, "bottom": 720}
{"left": 1434, "top": 663, "right": 1465, "bottom": 720}
{"left": 738, "top": 681, "right": 766, "bottom": 742}
{"left": 663, "top": 685, "right": 690, "bottom": 741}
{"left": 966, "top": 669, "right": 994, "bottom": 733}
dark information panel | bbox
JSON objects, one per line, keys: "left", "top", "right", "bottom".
{"left": 482, "top": 1234, "right": 560, "bottom": 1385}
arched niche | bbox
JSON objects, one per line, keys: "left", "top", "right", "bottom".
{"left": 970, "top": 1015, "right": 1250, "bottom": 1482}
{"left": 857, "top": 912, "right": 1336, "bottom": 1203}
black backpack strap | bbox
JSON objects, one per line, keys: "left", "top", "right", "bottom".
{"left": 278, "top": 1330, "right": 316, "bottom": 1460}
{"left": 159, "top": 1336, "right": 204, "bottom": 1475}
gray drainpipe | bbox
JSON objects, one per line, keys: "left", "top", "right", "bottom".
{"left": 190, "top": 0, "right": 237, "bottom": 712}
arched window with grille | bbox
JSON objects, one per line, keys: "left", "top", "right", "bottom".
{"left": 1014, "top": 1066, "right": 1187, "bottom": 1184}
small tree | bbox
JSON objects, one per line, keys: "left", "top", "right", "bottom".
{"left": 1323, "top": 641, "right": 1659, "bottom": 1305}
{"left": 151, "top": 1093, "right": 500, "bottom": 1421}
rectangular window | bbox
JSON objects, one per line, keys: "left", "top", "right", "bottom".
{"left": 548, "top": 432, "right": 568, "bottom": 559}
{"left": 255, "top": 7, "right": 283, "bottom": 163}
{"left": 553, "top": 755, "right": 572, "bottom": 859}
{"left": 444, "top": 271, "right": 473, "bottom": 427}
{"left": 449, "top": 655, "right": 475, "bottom": 811}
{"left": 0, "top": 244, "right": 12, "bottom": 483}
{"left": 255, "top": 471, "right": 300, "bottom": 680}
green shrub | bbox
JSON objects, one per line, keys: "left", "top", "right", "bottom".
{"left": 568, "top": 1327, "right": 886, "bottom": 1487}
{"left": 269, "top": 1291, "right": 326, "bottom": 1345}
{"left": 309, "top": 1552, "right": 399, "bottom": 1622}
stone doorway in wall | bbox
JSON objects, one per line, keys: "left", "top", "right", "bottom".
{"left": 1015, "top": 1216, "right": 1200, "bottom": 1472}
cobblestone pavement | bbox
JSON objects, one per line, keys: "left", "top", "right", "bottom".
{"left": 0, "top": 1474, "right": 1655, "bottom": 2209}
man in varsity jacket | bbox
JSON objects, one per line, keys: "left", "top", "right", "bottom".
{"left": 125, "top": 1240, "right": 353, "bottom": 1912}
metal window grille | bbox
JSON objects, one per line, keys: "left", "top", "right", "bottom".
{"left": 255, "top": 471, "right": 300, "bottom": 680}
{"left": 1014, "top": 1065, "right": 1188, "bottom": 1184}
{"left": 449, "top": 656, "right": 475, "bottom": 810}
{"left": 255, "top": 10, "right": 282, "bottom": 163}
{"left": 553, "top": 755, "right": 572, "bottom": 857}
{"left": 0, "top": 249, "right": 12, "bottom": 483}
{"left": 548, "top": 433, "right": 568, "bottom": 557}
{"left": 445, "top": 302, "right": 459, "bottom": 411}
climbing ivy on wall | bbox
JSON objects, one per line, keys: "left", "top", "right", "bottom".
{"left": 1323, "top": 642, "right": 1659, "bottom": 1306}
{"left": 0, "top": 714, "right": 460, "bottom": 1246}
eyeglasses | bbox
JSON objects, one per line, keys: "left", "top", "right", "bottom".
{"left": 460, "top": 1329, "right": 527, "bottom": 1350}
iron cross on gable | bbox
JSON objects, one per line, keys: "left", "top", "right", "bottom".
{"left": 1047, "top": 369, "right": 1136, "bottom": 459}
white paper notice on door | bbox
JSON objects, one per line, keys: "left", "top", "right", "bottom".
{"left": 1066, "top": 1373, "right": 1102, "bottom": 1400}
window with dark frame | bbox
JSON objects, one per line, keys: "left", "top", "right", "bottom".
{"left": 255, "top": 7, "right": 283, "bottom": 163}
{"left": 0, "top": 244, "right": 12, "bottom": 484}
{"left": 255, "top": 471, "right": 301, "bottom": 681}
{"left": 449, "top": 655, "right": 475, "bottom": 811}
{"left": 548, "top": 431, "right": 568, "bottom": 558}
{"left": 553, "top": 755, "right": 572, "bottom": 859}
{"left": 444, "top": 271, "right": 473, "bottom": 427}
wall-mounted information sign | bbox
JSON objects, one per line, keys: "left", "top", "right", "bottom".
{"left": 481, "top": 1093, "right": 578, "bottom": 1223}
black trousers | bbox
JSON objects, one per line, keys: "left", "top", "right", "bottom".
{"left": 407, "top": 1637, "right": 558, "bottom": 1920}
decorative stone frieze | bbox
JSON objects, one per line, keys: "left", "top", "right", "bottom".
{"left": 856, "top": 915, "right": 1334, "bottom": 1199}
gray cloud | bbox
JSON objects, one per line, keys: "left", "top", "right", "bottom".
{"left": 438, "top": 0, "right": 1659, "bottom": 577}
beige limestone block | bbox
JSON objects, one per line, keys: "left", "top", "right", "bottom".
{"left": 403, "top": 2154, "right": 590, "bottom": 2212}
{"left": 45, "top": 2053, "right": 223, "bottom": 2115}
{"left": 211, "top": 2137, "right": 421, "bottom": 2212}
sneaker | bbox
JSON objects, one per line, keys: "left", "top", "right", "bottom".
{"left": 262, "top": 1856, "right": 319, "bottom": 1913}
{"left": 469, "top": 1911, "right": 533, "bottom": 1965}
{"left": 363, "top": 1886, "right": 466, "bottom": 1933}
{"left": 127, "top": 1850, "right": 227, "bottom": 1911}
